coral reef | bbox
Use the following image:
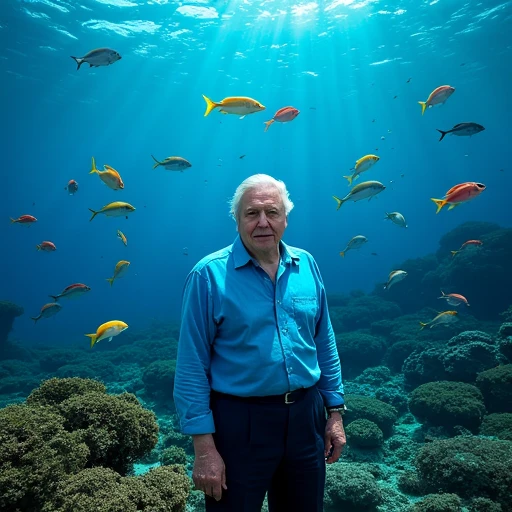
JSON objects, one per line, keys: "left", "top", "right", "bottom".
{"left": 408, "top": 381, "right": 486, "bottom": 432}
{"left": 0, "top": 301, "right": 24, "bottom": 355}
{"left": 479, "top": 413, "right": 512, "bottom": 441}
{"left": 345, "top": 419, "right": 384, "bottom": 449}
{"left": 411, "top": 493, "right": 462, "bottom": 512}
{"left": 475, "top": 364, "right": 512, "bottom": 413}
{"left": 344, "top": 395, "right": 398, "bottom": 437}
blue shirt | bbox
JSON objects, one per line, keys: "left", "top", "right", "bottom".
{"left": 173, "top": 235, "right": 344, "bottom": 435}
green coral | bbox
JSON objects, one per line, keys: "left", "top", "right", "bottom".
{"left": 468, "top": 497, "right": 503, "bottom": 512}
{"left": 411, "top": 493, "right": 462, "bottom": 512}
{"left": 142, "top": 360, "right": 177, "bottom": 398}
{"left": 476, "top": 364, "right": 512, "bottom": 413}
{"left": 408, "top": 381, "right": 486, "bottom": 432}
{"left": 344, "top": 394, "right": 398, "bottom": 437}
{"left": 345, "top": 419, "right": 384, "bottom": 449}
{"left": 44, "top": 465, "right": 190, "bottom": 512}
{"left": 479, "top": 413, "right": 512, "bottom": 441}
{"left": 324, "top": 462, "right": 383, "bottom": 511}
{"left": 414, "top": 436, "right": 512, "bottom": 509}
{"left": 159, "top": 446, "right": 187, "bottom": 466}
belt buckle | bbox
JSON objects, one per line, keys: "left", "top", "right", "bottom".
{"left": 284, "top": 392, "right": 295, "bottom": 404}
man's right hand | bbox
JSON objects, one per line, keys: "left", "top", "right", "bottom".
{"left": 192, "top": 434, "right": 227, "bottom": 501}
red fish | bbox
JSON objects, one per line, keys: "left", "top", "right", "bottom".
{"left": 10, "top": 215, "right": 37, "bottom": 226}
{"left": 430, "top": 182, "right": 486, "bottom": 214}
{"left": 264, "top": 106, "right": 300, "bottom": 132}
{"left": 65, "top": 180, "right": 79, "bottom": 195}
{"left": 36, "top": 241, "right": 57, "bottom": 252}
{"left": 419, "top": 85, "right": 455, "bottom": 115}
{"left": 451, "top": 239, "right": 483, "bottom": 256}
{"left": 438, "top": 291, "right": 470, "bottom": 307}
{"left": 49, "top": 283, "right": 91, "bottom": 301}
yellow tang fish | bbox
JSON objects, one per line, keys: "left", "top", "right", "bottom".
{"left": 117, "top": 229, "right": 127, "bottom": 246}
{"left": 202, "top": 94, "right": 265, "bottom": 118}
{"left": 85, "top": 320, "right": 128, "bottom": 348}
{"left": 106, "top": 260, "right": 130, "bottom": 286}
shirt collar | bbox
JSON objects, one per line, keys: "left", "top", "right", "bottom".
{"left": 232, "top": 235, "right": 300, "bottom": 269}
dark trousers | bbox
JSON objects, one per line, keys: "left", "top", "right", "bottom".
{"left": 205, "top": 386, "right": 327, "bottom": 512}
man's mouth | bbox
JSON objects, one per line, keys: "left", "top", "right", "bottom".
{"left": 254, "top": 234, "right": 272, "bottom": 238}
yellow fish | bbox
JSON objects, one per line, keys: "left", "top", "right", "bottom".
{"left": 419, "top": 311, "right": 458, "bottom": 330}
{"left": 202, "top": 94, "right": 265, "bottom": 118}
{"left": 117, "top": 229, "right": 127, "bottom": 246}
{"left": 90, "top": 157, "right": 124, "bottom": 190}
{"left": 106, "top": 260, "right": 130, "bottom": 286}
{"left": 85, "top": 320, "right": 128, "bottom": 348}
{"left": 88, "top": 201, "right": 135, "bottom": 221}
{"left": 343, "top": 155, "right": 380, "bottom": 186}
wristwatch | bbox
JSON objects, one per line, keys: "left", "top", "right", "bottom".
{"left": 326, "top": 404, "right": 347, "bottom": 416}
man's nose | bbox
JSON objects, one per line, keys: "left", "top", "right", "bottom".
{"left": 257, "top": 212, "right": 269, "bottom": 226}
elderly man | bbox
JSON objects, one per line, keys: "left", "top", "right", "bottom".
{"left": 173, "top": 174, "right": 345, "bottom": 512}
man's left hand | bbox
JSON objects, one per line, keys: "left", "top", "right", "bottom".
{"left": 324, "top": 413, "right": 346, "bottom": 464}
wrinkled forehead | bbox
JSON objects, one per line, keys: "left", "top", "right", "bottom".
{"left": 241, "top": 185, "right": 283, "bottom": 210}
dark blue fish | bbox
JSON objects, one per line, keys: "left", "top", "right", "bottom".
{"left": 436, "top": 122, "right": 485, "bottom": 142}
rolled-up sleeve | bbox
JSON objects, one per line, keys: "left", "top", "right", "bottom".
{"left": 173, "top": 270, "right": 217, "bottom": 434}
{"left": 312, "top": 262, "right": 344, "bottom": 406}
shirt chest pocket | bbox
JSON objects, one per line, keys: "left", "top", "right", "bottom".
{"left": 292, "top": 297, "right": 318, "bottom": 336}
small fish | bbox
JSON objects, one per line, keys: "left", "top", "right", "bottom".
{"left": 90, "top": 157, "right": 124, "bottom": 190}
{"left": 89, "top": 202, "right": 135, "bottom": 221}
{"left": 31, "top": 302, "right": 62, "bottom": 323}
{"left": 384, "top": 270, "right": 407, "bottom": 290}
{"left": 36, "top": 241, "right": 57, "bottom": 252}
{"left": 85, "top": 320, "right": 128, "bottom": 348}
{"left": 371, "top": 252, "right": 378, "bottom": 256}
{"left": 239, "top": 154, "right": 246, "bottom": 159}
{"left": 333, "top": 181, "right": 386, "bottom": 210}
{"left": 384, "top": 212, "right": 407, "bottom": 228}
{"left": 438, "top": 291, "right": 470, "bottom": 307}
{"left": 106, "top": 260, "right": 130, "bottom": 286}
{"left": 71, "top": 48, "right": 121, "bottom": 71}
{"left": 406, "top": 78, "right": 412, "bottom": 83}
{"left": 10, "top": 214, "right": 37, "bottom": 226}
{"left": 431, "top": 182, "right": 486, "bottom": 214}
{"left": 340, "top": 235, "right": 368, "bottom": 258}
{"left": 264, "top": 106, "right": 300, "bottom": 132}
{"left": 419, "top": 310, "right": 458, "bottom": 330}
{"left": 117, "top": 229, "right": 127, "bottom": 246}
{"left": 418, "top": 85, "right": 455, "bottom": 115}
{"left": 451, "top": 239, "right": 483, "bottom": 257}
{"left": 436, "top": 123, "right": 485, "bottom": 142}
{"left": 344, "top": 155, "right": 380, "bottom": 186}
{"left": 202, "top": 95, "right": 265, "bottom": 117}
{"left": 65, "top": 180, "right": 78, "bottom": 195}
{"left": 50, "top": 283, "right": 91, "bottom": 301}
{"left": 151, "top": 155, "right": 192, "bottom": 171}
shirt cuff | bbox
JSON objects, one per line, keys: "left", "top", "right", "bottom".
{"left": 318, "top": 389, "right": 344, "bottom": 407}
{"left": 179, "top": 411, "right": 216, "bottom": 435}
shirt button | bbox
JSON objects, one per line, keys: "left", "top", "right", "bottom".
{"left": 277, "top": 300, "right": 281, "bottom": 304}
{"left": 288, "top": 367, "right": 293, "bottom": 373}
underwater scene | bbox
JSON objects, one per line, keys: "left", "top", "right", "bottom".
{"left": 2, "top": 0, "right": 512, "bottom": 510}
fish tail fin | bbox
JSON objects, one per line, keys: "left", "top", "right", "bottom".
{"left": 202, "top": 94, "right": 218, "bottom": 117}
{"left": 419, "top": 322, "right": 428, "bottom": 330}
{"left": 343, "top": 175, "right": 353, "bottom": 186}
{"left": 451, "top": 250, "right": 459, "bottom": 257}
{"left": 36, "top": 244, "right": 41, "bottom": 251}
{"left": 418, "top": 101, "right": 427, "bottom": 115}
{"left": 85, "top": 333, "right": 97, "bottom": 348}
{"left": 31, "top": 316, "right": 39, "bottom": 323}
{"left": 332, "top": 195, "right": 344, "bottom": 211}
{"left": 88, "top": 208, "right": 98, "bottom": 222}
{"left": 436, "top": 129, "right": 448, "bottom": 142}
{"left": 90, "top": 156, "right": 98, "bottom": 174}
{"left": 106, "top": 277, "right": 115, "bottom": 287}
{"left": 384, "top": 212, "right": 391, "bottom": 220}
{"left": 9, "top": 218, "right": 17, "bottom": 224}
{"left": 48, "top": 295, "right": 58, "bottom": 301}
{"left": 430, "top": 198, "right": 445, "bottom": 214}
{"left": 339, "top": 251, "right": 345, "bottom": 258}
{"left": 71, "top": 56, "right": 84, "bottom": 71}
{"left": 264, "top": 119, "right": 274, "bottom": 132}
{"left": 151, "top": 155, "right": 161, "bottom": 169}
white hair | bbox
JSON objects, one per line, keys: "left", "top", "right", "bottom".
{"left": 229, "top": 174, "right": 294, "bottom": 222}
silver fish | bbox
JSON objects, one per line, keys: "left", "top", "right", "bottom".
{"left": 333, "top": 181, "right": 386, "bottom": 210}
{"left": 384, "top": 212, "right": 407, "bottom": 228}
{"left": 71, "top": 48, "right": 122, "bottom": 71}
{"left": 31, "top": 302, "right": 62, "bottom": 323}
{"left": 436, "top": 123, "right": 485, "bottom": 142}
{"left": 151, "top": 155, "right": 192, "bottom": 171}
{"left": 340, "top": 235, "right": 368, "bottom": 258}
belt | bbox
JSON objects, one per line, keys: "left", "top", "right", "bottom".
{"left": 211, "top": 386, "right": 311, "bottom": 405}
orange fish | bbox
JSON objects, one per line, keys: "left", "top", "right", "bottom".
{"left": 264, "top": 106, "right": 300, "bottom": 132}
{"left": 419, "top": 85, "right": 455, "bottom": 115}
{"left": 90, "top": 157, "right": 124, "bottom": 190}
{"left": 65, "top": 180, "right": 79, "bottom": 195}
{"left": 451, "top": 239, "right": 483, "bottom": 256}
{"left": 10, "top": 214, "right": 37, "bottom": 226}
{"left": 438, "top": 291, "right": 470, "bottom": 307}
{"left": 431, "top": 182, "right": 485, "bottom": 214}
{"left": 36, "top": 241, "right": 57, "bottom": 252}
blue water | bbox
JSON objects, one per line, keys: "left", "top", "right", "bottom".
{"left": 2, "top": 0, "right": 511, "bottom": 345}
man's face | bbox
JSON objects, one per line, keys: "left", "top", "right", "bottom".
{"left": 238, "top": 185, "right": 288, "bottom": 257}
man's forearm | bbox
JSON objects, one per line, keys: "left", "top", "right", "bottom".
{"left": 193, "top": 433, "right": 216, "bottom": 454}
